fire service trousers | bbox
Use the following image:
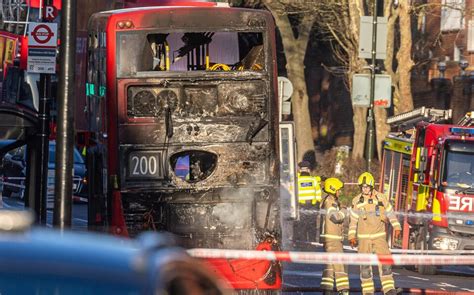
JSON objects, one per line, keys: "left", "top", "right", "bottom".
{"left": 321, "top": 240, "right": 349, "bottom": 291}
{"left": 358, "top": 237, "right": 396, "bottom": 294}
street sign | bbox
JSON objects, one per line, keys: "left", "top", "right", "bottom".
{"left": 351, "top": 74, "right": 392, "bottom": 108}
{"left": 28, "top": 23, "right": 58, "bottom": 47}
{"left": 358, "top": 16, "right": 388, "bottom": 60}
{"left": 27, "top": 48, "right": 57, "bottom": 74}
{"left": 43, "top": 5, "right": 59, "bottom": 21}
{"left": 27, "top": 22, "right": 58, "bottom": 74}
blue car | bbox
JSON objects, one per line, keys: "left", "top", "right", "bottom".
{"left": 0, "top": 210, "right": 230, "bottom": 295}
{"left": 47, "top": 141, "right": 88, "bottom": 203}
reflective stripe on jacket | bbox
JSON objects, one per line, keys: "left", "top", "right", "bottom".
{"left": 320, "top": 194, "right": 346, "bottom": 241}
{"left": 348, "top": 190, "right": 401, "bottom": 240}
{"left": 297, "top": 174, "right": 322, "bottom": 205}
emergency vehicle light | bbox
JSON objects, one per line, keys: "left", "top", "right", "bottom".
{"left": 450, "top": 127, "right": 474, "bottom": 135}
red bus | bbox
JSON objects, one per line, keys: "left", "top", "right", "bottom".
{"left": 86, "top": 3, "right": 286, "bottom": 292}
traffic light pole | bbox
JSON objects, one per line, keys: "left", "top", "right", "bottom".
{"left": 365, "top": 0, "right": 378, "bottom": 172}
{"left": 53, "top": 0, "right": 76, "bottom": 229}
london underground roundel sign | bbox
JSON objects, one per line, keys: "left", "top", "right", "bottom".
{"left": 28, "top": 22, "right": 58, "bottom": 47}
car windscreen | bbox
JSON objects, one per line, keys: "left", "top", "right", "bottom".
{"left": 49, "top": 145, "right": 85, "bottom": 164}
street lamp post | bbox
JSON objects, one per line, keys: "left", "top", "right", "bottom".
{"left": 53, "top": 0, "right": 76, "bottom": 230}
{"left": 365, "top": 0, "right": 379, "bottom": 172}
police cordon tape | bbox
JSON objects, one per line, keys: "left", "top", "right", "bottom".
{"left": 300, "top": 208, "right": 474, "bottom": 223}
{"left": 0, "top": 182, "right": 24, "bottom": 189}
{"left": 1, "top": 177, "right": 26, "bottom": 180}
{"left": 308, "top": 242, "right": 474, "bottom": 255}
{"left": 187, "top": 248, "right": 474, "bottom": 266}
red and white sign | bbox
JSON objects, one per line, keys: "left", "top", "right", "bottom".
{"left": 448, "top": 194, "right": 474, "bottom": 212}
{"left": 27, "top": 22, "right": 58, "bottom": 73}
{"left": 28, "top": 22, "right": 58, "bottom": 48}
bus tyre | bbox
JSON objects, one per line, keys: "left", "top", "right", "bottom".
{"left": 417, "top": 229, "right": 437, "bottom": 275}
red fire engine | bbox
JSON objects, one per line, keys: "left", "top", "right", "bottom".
{"left": 380, "top": 107, "right": 474, "bottom": 274}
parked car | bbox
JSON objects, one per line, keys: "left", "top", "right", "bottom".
{"left": 0, "top": 210, "right": 230, "bottom": 295}
{"left": 1, "top": 141, "right": 87, "bottom": 202}
{"left": 0, "top": 140, "right": 26, "bottom": 199}
{"left": 47, "top": 141, "right": 88, "bottom": 203}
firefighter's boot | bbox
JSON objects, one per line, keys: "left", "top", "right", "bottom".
{"left": 321, "top": 265, "right": 335, "bottom": 292}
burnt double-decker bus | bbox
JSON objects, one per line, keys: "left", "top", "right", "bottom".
{"left": 86, "top": 2, "right": 288, "bottom": 291}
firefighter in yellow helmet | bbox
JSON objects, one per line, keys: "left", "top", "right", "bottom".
{"left": 295, "top": 161, "right": 322, "bottom": 243}
{"left": 349, "top": 172, "right": 401, "bottom": 295}
{"left": 319, "top": 177, "right": 349, "bottom": 295}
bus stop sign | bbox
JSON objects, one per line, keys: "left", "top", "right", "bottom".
{"left": 27, "top": 22, "right": 58, "bottom": 74}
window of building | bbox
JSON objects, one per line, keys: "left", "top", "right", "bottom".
{"left": 468, "top": 20, "right": 474, "bottom": 52}
{"left": 440, "top": 0, "right": 465, "bottom": 32}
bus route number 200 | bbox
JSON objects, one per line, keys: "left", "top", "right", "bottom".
{"left": 127, "top": 151, "right": 164, "bottom": 179}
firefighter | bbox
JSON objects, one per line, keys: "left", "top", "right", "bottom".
{"left": 319, "top": 177, "right": 349, "bottom": 295}
{"left": 294, "top": 161, "right": 322, "bottom": 243}
{"left": 348, "top": 172, "right": 401, "bottom": 295}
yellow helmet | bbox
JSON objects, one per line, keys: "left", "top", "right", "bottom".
{"left": 358, "top": 172, "right": 375, "bottom": 187}
{"left": 324, "top": 177, "right": 344, "bottom": 195}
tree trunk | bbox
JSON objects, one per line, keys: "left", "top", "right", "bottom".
{"left": 396, "top": 0, "right": 414, "bottom": 114}
{"left": 348, "top": 0, "right": 366, "bottom": 159}
{"left": 264, "top": 1, "right": 316, "bottom": 163}
{"left": 352, "top": 107, "right": 367, "bottom": 159}
{"left": 374, "top": 108, "right": 389, "bottom": 159}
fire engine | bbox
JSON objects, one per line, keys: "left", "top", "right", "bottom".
{"left": 381, "top": 107, "right": 474, "bottom": 275}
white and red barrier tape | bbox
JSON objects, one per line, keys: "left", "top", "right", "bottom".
{"left": 188, "top": 248, "right": 474, "bottom": 266}
{"left": 1, "top": 177, "right": 26, "bottom": 180}
{"left": 308, "top": 242, "right": 474, "bottom": 254}
{"left": 299, "top": 208, "right": 474, "bottom": 223}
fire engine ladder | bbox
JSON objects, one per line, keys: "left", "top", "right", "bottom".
{"left": 386, "top": 106, "right": 452, "bottom": 131}
{"left": 457, "top": 111, "right": 474, "bottom": 127}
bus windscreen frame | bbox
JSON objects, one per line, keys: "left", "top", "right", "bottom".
{"left": 117, "top": 30, "right": 266, "bottom": 77}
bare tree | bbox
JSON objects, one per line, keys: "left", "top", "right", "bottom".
{"left": 231, "top": 0, "right": 461, "bottom": 163}
{"left": 315, "top": 0, "right": 416, "bottom": 159}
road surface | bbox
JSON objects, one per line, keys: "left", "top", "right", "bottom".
{"left": 3, "top": 195, "right": 474, "bottom": 294}
{"left": 3, "top": 195, "right": 88, "bottom": 230}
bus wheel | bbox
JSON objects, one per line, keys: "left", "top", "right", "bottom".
{"left": 417, "top": 228, "right": 437, "bottom": 275}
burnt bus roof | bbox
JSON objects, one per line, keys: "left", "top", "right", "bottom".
{"left": 92, "top": 6, "right": 273, "bottom": 30}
